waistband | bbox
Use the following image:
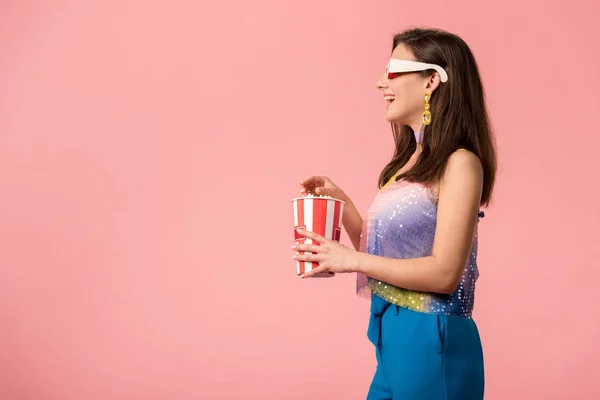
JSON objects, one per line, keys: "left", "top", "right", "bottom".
{"left": 369, "top": 281, "right": 474, "bottom": 318}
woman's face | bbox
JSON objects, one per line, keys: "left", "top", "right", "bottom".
{"left": 376, "top": 44, "right": 435, "bottom": 130}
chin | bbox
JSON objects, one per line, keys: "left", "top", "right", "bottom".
{"left": 385, "top": 111, "right": 405, "bottom": 124}
{"left": 385, "top": 104, "right": 408, "bottom": 124}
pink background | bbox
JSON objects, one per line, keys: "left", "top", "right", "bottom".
{"left": 1, "top": 0, "right": 599, "bottom": 399}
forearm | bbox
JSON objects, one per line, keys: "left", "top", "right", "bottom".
{"left": 353, "top": 253, "right": 459, "bottom": 295}
{"left": 340, "top": 196, "right": 363, "bottom": 251}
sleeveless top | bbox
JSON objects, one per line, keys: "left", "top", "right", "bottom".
{"left": 356, "top": 176, "right": 483, "bottom": 318}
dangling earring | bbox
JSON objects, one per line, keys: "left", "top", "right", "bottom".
{"left": 422, "top": 91, "right": 432, "bottom": 126}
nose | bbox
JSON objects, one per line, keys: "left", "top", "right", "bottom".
{"left": 376, "top": 73, "right": 388, "bottom": 90}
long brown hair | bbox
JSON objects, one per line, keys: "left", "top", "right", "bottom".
{"left": 378, "top": 28, "right": 497, "bottom": 206}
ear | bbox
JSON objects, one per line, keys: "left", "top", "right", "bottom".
{"left": 424, "top": 72, "right": 441, "bottom": 93}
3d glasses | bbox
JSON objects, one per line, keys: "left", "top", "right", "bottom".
{"left": 386, "top": 59, "right": 448, "bottom": 83}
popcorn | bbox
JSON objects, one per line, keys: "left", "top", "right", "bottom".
{"left": 305, "top": 192, "right": 333, "bottom": 199}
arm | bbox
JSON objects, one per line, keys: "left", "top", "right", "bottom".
{"left": 340, "top": 196, "right": 364, "bottom": 251}
{"left": 354, "top": 150, "right": 483, "bottom": 294}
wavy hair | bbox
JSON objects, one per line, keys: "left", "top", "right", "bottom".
{"left": 378, "top": 28, "right": 497, "bottom": 206}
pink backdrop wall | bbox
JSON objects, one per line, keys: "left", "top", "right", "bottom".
{"left": 1, "top": 1, "right": 599, "bottom": 399}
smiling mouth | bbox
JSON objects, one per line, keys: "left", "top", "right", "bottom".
{"left": 384, "top": 95, "right": 395, "bottom": 107}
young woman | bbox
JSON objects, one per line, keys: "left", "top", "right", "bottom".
{"left": 293, "top": 27, "right": 497, "bottom": 399}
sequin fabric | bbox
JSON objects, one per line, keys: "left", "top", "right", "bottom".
{"left": 356, "top": 178, "right": 481, "bottom": 318}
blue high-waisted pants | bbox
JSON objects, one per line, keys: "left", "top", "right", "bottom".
{"left": 366, "top": 294, "right": 485, "bottom": 400}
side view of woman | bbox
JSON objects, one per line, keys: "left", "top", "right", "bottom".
{"left": 293, "top": 27, "right": 497, "bottom": 399}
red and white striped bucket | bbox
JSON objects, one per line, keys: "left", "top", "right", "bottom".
{"left": 291, "top": 195, "right": 345, "bottom": 277}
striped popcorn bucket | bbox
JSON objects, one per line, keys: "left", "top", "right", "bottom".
{"left": 291, "top": 195, "right": 345, "bottom": 277}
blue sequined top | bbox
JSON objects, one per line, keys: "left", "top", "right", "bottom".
{"left": 356, "top": 178, "right": 483, "bottom": 318}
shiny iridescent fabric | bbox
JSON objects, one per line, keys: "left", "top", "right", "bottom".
{"left": 356, "top": 177, "right": 483, "bottom": 318}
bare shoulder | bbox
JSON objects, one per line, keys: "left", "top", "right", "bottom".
{"left": 442, "top": 149, "right": 483, "bottom": 183}
{"left": 447, "top": 149, "right": 482, "bottom": 173}
{"left": 438, "top": 149, "right": 483, "bottom": 203}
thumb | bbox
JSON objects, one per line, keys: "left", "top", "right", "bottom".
{"left": 315, "top": 187, "right": 333, "bottom": 196}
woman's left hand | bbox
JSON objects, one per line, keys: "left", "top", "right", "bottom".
{"left": 292, "top": 229, "right": 360, "bottom": 278}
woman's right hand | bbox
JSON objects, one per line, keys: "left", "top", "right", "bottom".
{"left": 299, "top": 175, "right": 347, "bottom": 202}
{"left": 298, "top": 175, "right": 364, "bottom": 251}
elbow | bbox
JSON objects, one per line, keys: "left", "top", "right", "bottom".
{"left": 437, "top": 280, "right": 459, "bottom": 295}
{"left": 436, "top": 265, "right": 463, "bottom": 295}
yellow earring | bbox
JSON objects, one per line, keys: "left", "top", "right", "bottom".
{"left": 422, "top": 92, "right": 432, "bottom": 126}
